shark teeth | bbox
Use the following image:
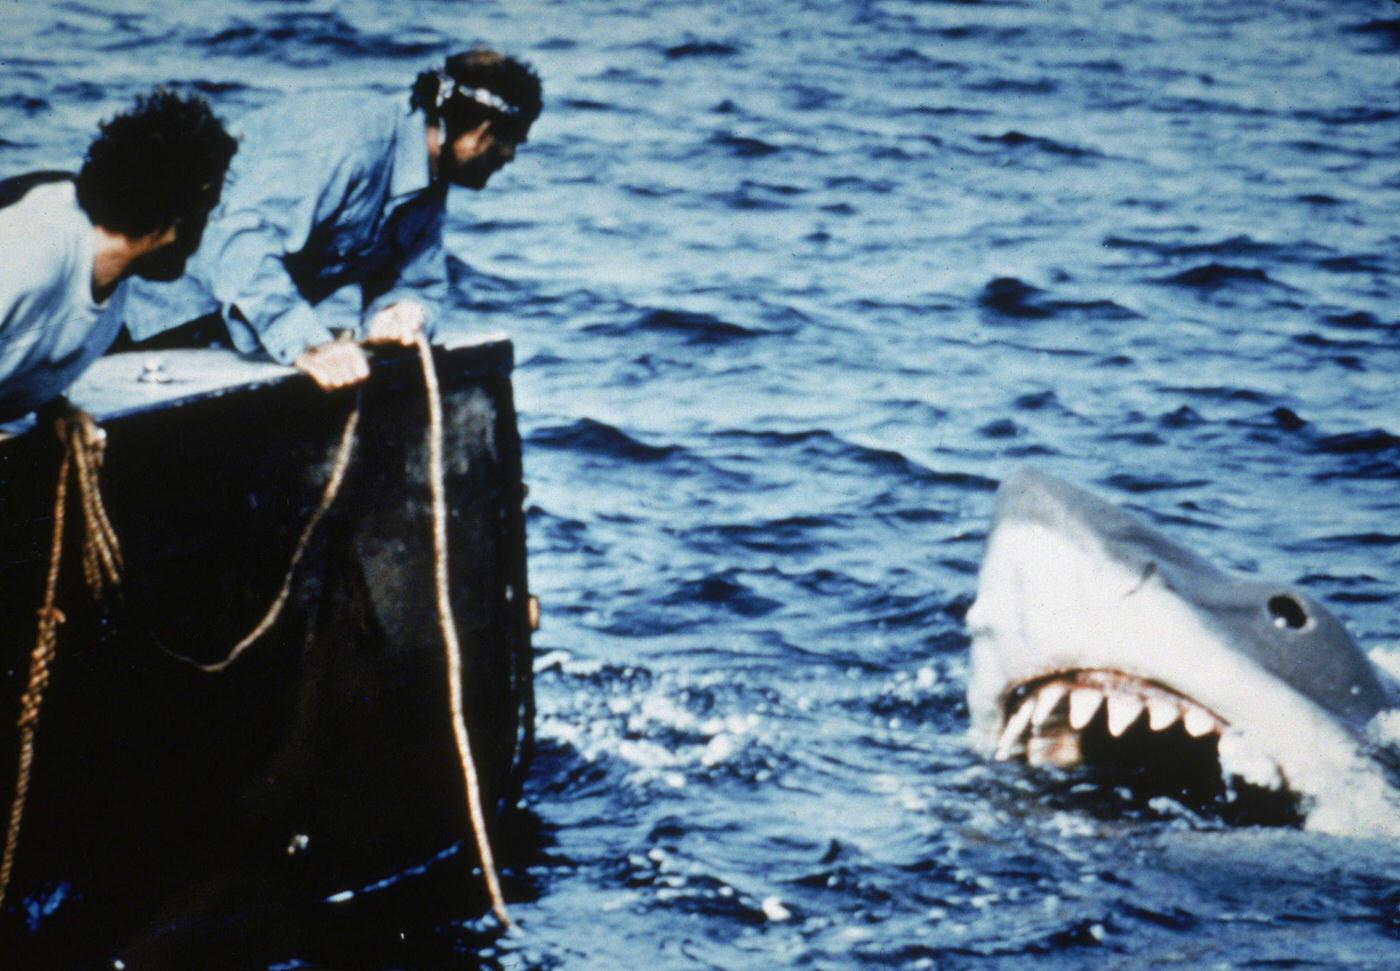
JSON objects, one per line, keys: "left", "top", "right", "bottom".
{"left": 1031, "top": 682, "right": 1068, "bottom": 726}
{"left": 996, "top": 670, "right": 1238, "bottom": 771}
{"left": 995, "top": 697, "right": 1035, "bottom": 760}
{"left": 1183, "top": 706, "right": 1217, "bottom": 738}
{"left": 1106, "top": 694, "right": 1145, "bottom": 737}
{"left": 1146, "top": 696, "right": 1180, "bottom": 731}
{"left": 1068, "top": 688, "right": 1102, "bottom": 729}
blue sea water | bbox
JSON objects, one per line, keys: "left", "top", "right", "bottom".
{"left": 4, "top": 0, "right": 1400, "bottom": 966}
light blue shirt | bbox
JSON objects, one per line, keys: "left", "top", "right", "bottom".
{"left": 124, "top": 92, "right": 446, "bottom": 364}
{"left": 0, "top": 179, "right": 126, "bottom": 421}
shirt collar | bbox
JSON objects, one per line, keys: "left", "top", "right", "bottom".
{"left": 389, "top": 106, "right": 432, "bottom": 200}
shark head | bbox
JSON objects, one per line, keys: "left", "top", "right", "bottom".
{"left": 966, "top": 466, "right": 1400, "bottom": 836}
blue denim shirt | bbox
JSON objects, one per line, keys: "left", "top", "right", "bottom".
{"left": 123, "top": 92, "right": 445, "bottom": 364}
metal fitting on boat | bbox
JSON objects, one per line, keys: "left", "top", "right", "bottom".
{"left": 138, "top": 357, "right": 171, "bottom": 384}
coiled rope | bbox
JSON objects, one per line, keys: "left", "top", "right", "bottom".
{"left": 0, "top": 411, "right": 123, "bottom": 908}
{"left": 0, "top": 341, "right": 511, "bottom": 927}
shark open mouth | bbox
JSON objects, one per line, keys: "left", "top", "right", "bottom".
{"left": 967, "top": 468, "right": 1400, "bottom": 834}
{"left": 994, "top": 668, "right": 1303, "bottom": 820}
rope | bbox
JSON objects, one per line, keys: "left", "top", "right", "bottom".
{"left": 416, "top": 333, "right": 511, "bottom": 927}
{"left": 71, "top": 419, "right": 123, "bottom": 597}
{"left": 190, "top": 402, "right": 360, "bottom": 673}
{"left": 0, "top": 411, "right": 120, "bottom": 908}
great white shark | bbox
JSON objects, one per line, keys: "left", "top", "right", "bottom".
{"left": 966, "top": 466, "right": 1400, "bottom": 837}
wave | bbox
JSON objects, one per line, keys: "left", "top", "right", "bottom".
{"left": 1158, "top": 405, "right": 1204, "bottom": 428}
{"left": 1104, "top": 234, "right": 1329, "bottom": 265}
{"left": 716, "top": 428, "right": 998, "bottom": 492}
{"left": 824, "top": 174, "right": 896, "bottom": 193}
{"left": 1154, "top": 263, "right": 1280, "bottom": 290}
{"left": 977, "top": 277, "right": 1139, "bottom": 320}
{"left": 0, "top": 94, "right": 48, "bottom": 116}
{"left": 1305, "top": 428, "right": 1400, "bottom": 481}
{"left": 1101, "top": 473, "right": 1211, "bottom": 494}
{"left": 621, "top": 183, "right": 682, "bottom": 200}
{"left": 53, "top": 80, "right": 106, "bottom": 103}
{"left": 978, "top": 419, "right": 1020, "bottom": 440}
{"left": 1345, "top": 18, "right": 1400, "bottom": 53}
{"left": 194, "top": 12, "right": 440, "bottom": 63}
{"left": 658, "top": 572, "right": 782, "bottom": 618}
{"left": 183, "top": 79, "right": 253, "bottom": 97}
{"left": 1319, "top": 254, "right": 1389, "bottom": 275}
{"left": 700, "top": 517, "right": 845, "bottom": 556}
{"left": 1149, "top": 96, "right": 1274, "bottom": 119}
{"left": 1011, "top": 390, "right": 1072, "bottom": 415}
{"left": 589, "top": 66, "right": 662, "bottom": 87}
{"left": 465, "top": 218, "right": 537, "bottom": 235}
{"left": 527, "top": 418, "right": 683, "bottom": 464}
{"left": 560, "top": 97, "right": 613, "bottom": 112}
{"left": 975, "top": 130, "right": 1100, "bottom": 159}
{"left": 881, "top": 48, "right": 966, "bottom": 70}
{"left": 1271, "top": 407, "right": 1307, "bottom": 431}
{"left": 712, "top": 186, "right": 790, "bottom": 212}
{"left": 923, "top": 25, "right": 1029, "bottom": 43}
{"left": 1294, "top": 106, "right": 1400, "bottom": 127}
{"left": 588, "top": 308, "right": 764, "bottom": 345}
{"left": 788, "top": 84, "right": 840, "bottom": 112}
{"left": 1328, "top": 590, "right": 1397, "bottom": 605}
{"left": 1315, "top": 429, "right": 1400, "bottom": 456}
{"left": 1284, "top": 139, "right": 1376, "bottom": 160}
{"left": 708, "top": 132, "right": 783, "bottom": 158}
{"left": 968, "top": 77, "right": 1058, "bottom": 96}
{"left": 1325, "top": 311, "right": 1394, "bottom": 331}
{"left": 525, "top": 507, "right": 603, "bottom": 557}
{"left": 1157, "top": 385, "right": 1272, "bottom": 404}
{"left": 1311, "top": 464, "right": 1400, "bottom": 483}
{"left": 664, "top": 41, "right": 741, "bottom": 60}
{"left": 1308, "top": 532, "right": 1400, "bottom": 549}
{"left": 1292, "top": 333, "right": 1376, "bottom": 353}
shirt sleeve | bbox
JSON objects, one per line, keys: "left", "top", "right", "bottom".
{"left": 0, "top": 218, "right": 66, "bottom": 332}
{"left": 199, "top": 144, "right": 368, "bottom": 364}
{"left": 360, "top": 195, "right": 447, "bottom": 340}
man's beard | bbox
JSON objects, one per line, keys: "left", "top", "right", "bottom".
{"left": 131, "top": 224, "right": 205, "bottom": 282}
{"left": 446, "top": 155, "right": 496, "bottom": 190}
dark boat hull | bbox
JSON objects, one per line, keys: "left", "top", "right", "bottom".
{"left": 0, "top": 337, "right": 532, "bottom": 962}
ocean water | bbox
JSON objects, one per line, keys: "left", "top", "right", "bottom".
{"left": 3, "top": 0, "right": 1400, "bottom": 967}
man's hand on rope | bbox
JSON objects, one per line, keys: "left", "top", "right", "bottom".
{"left": 294, "top": 333, "right": 371, "bottom": 391}
{"left": 295, "top": 302, "right": 425, "bottom": 391}
{"left": 365, "top": 300, "right": 426, "bottom": 347}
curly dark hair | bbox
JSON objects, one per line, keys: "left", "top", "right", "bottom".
{"left": 410, "top": 48, "right": 543, "bottom": 142}
{"left": 76, "top": 89, "right": 237, "bottom": 238}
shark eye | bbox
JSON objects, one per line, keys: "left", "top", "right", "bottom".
{"left": 1268, "top": 593, "right": 1309, "bottom": 631}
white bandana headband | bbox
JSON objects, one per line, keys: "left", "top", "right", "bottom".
{"left": 436, "top": 74, "right": 521, "bottom": 116}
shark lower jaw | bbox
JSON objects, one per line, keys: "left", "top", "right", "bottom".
{"left": 991, "top": 667, "right": 1303, "bottom": 816}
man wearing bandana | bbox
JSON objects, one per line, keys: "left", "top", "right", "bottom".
{"left": 121, "top": 50, "right": 543, "bottom": 390}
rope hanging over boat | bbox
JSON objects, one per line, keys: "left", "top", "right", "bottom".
{"left": 192, "top": 401, "right": 360, "bottom": 674}
{"left": 0, "top": 343, "right": 512, "bottom": 927}
{"left": 415, "top": 333, "right": 511, "bottom": 927}
{"left": 0, "top": 411, "right": 123, "bottom": 909}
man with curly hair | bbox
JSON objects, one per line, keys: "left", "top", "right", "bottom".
{"left": 122, "top": 49, "right": 543, "bottom": 390}
{"left": 0, "top": 90, "right": 236, "bottom": 422}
